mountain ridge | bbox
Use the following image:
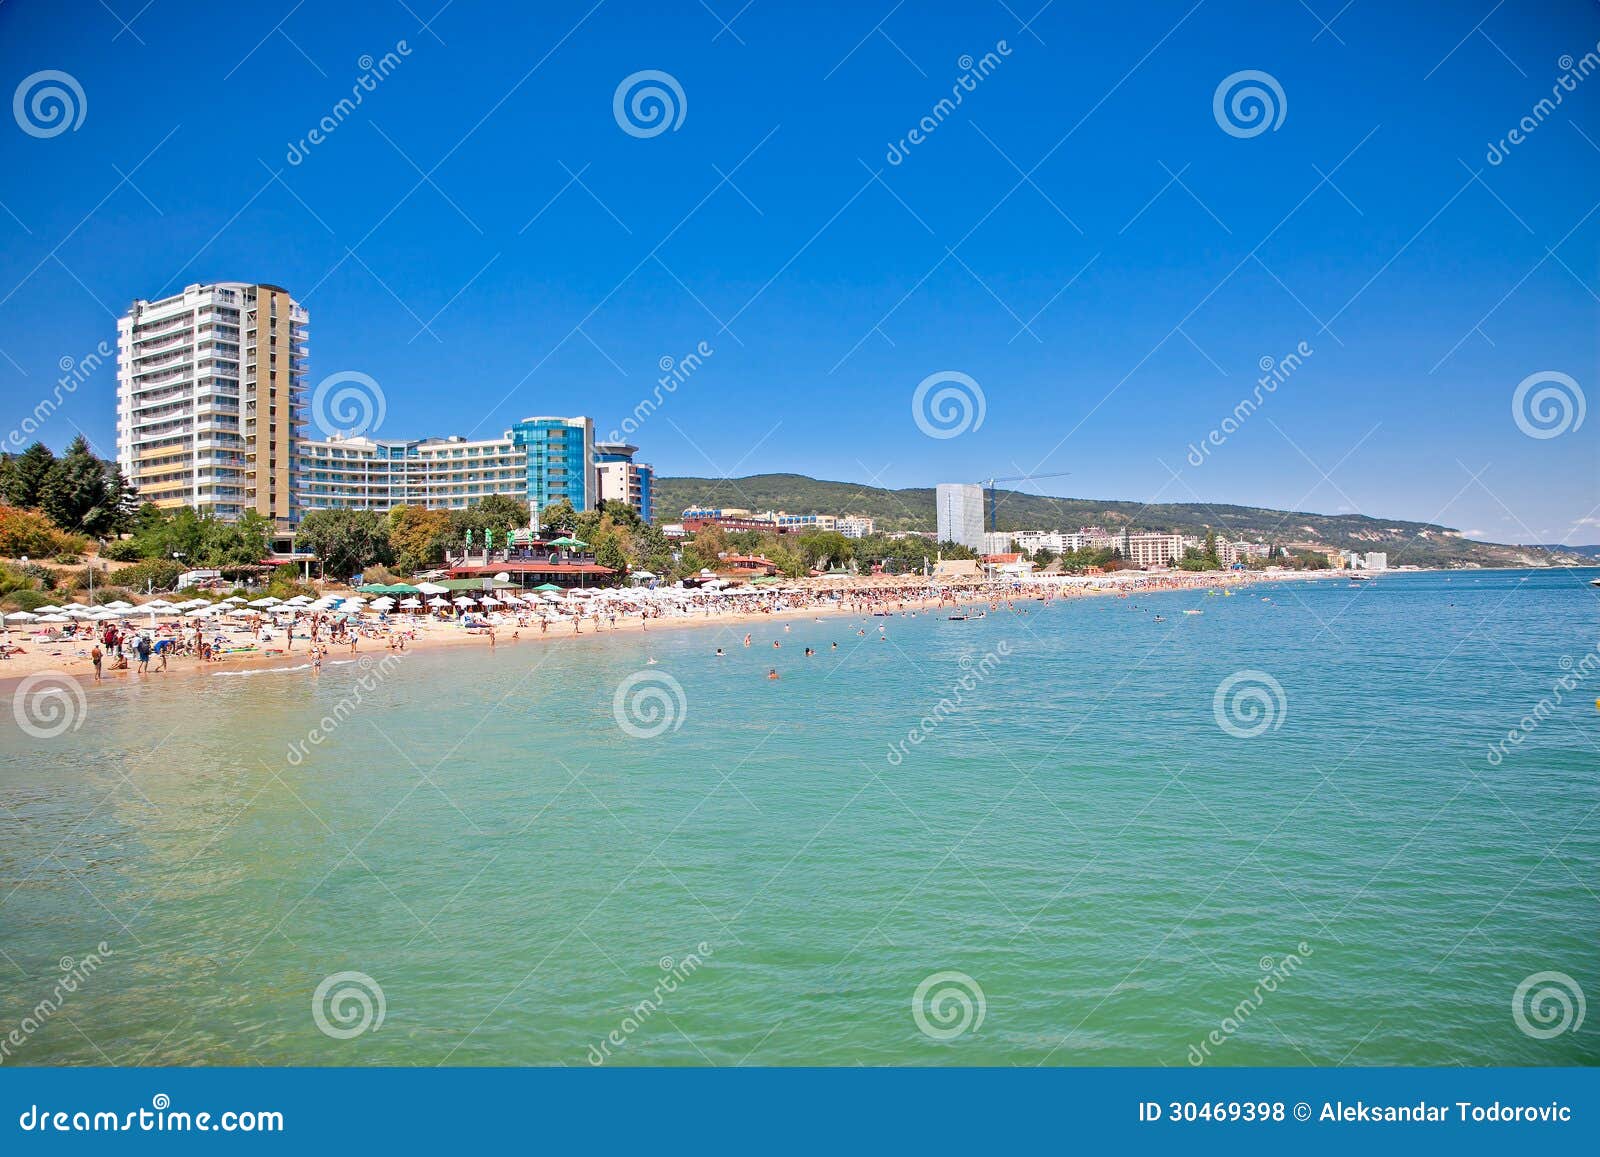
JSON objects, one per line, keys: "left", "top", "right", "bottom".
{"left": 653, "top": 473, "right": 1584, "bottom": 568}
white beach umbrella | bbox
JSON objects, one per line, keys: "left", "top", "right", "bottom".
{"left": 452, "top": 596, "right": 476, "bottom": 607}
{"left": 369, "top": 597, "right": 396, "bottom": 610}
{"left": 426, "top": 597, "right": 449, "bottom": 608}
{"left": 180, "top": 598, "right": 211, "bottom": 609}
{"left": 247, "top": 596, "right": 280, "bottom": 608}
{"left": 285, "top": 595, "right": 313, "bottom": 605}
{"left": 479, "top": 596, "right": 501, "bottom": 607}
{"left": 34, "top": 604, "right": 62, "bottom": 613}
{"left": 398, "top": 597, "right": 422, "bottom": 608}
{"left": 63, "top": 602, "right": 90, "bottom": 611}
{"left": 103, "top": 600, "right": 134, "bottom": 610}
{"left": 415, "top": 581, "right": 450, "bottom": 595}
{"left": 38, "top": 613, "right": 70, "bottom": 623}
{"left": 4, "top": 611, "right": 39, "bottom": 622}
{"left": 142, "top": 599, "right": 175, "bottom": 609}
{"left": 221, "top": 596, "right": 247, "bottom": 604}
{"left": 184, "top": 607, "right": 215, "bottom": 619}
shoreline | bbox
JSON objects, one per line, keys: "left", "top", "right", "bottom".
{"left": 0, "top": 569, "right": 1343, "bottom": 697}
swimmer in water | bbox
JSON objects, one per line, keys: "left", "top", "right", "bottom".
{"left": 767, "top": 668, "right": 779, "bottom": 680}
{"left": 715, "top": 648, "right": 724, "bottom": 656}
{"left": 743, "top": 633, "right": 751, "bottom": 647}
{"left": 831, "top": 642, "right": 838, "bottom": 649}
{"left": 773, "top": 640, "right": 781, "bottom": 648}
{"left": 646, "top": 657, "right": 657, "bottom": 665}
{"left": 804, "top": 647, "right": 814, "bottom": 656}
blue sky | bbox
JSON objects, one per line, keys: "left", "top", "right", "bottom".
{"left": 1, "top": 0, "right": 1596, "bottom": 542}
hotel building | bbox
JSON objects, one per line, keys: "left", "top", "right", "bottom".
{"left": 935, "top": 483, "right": 986, "bottom": 551}
{"left": 595, "top": 441, "right": 655, "bottom": 522}
{"left": 116, "top": 282, "right": 308, "bottom": 529}
{"left": 296, "top": 417, "right": 599, "bottom": 517}
{"left": 295, "top": 433, "right": 529, "bottom": 513}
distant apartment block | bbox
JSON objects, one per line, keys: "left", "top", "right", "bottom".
{"left": 837, "top": 515, "right": 875, "bottom": 538}
{"left": 935, "top": 483, "right": 985, "bottom": 551}
{"left": 116, "top": 282, "right": 308, "bottom": 529}
{"left": 595, "top": 441, "right": 655, "bottom": 522}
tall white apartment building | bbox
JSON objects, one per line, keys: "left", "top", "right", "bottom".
{"left": 936, "top": 483, "right": 985, "bottom": 551}
{"left": 1122, "top": 532, "right": 1191, "bottom": 568}
{"left": 116, "top": 282, "right": 307, "bottom": 529}
{"left": 837, "top": 516, "right": 875, "bottom": 539}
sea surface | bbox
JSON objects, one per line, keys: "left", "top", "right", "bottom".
{"left": 2, "top": 568, "right": 1597, "bottom": 1066}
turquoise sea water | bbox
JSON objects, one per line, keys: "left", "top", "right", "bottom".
{"left": 2, "top": 568, "right": 1597, "bottom": 1066}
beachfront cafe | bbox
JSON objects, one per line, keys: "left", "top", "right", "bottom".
{"left": 445, "top": 528, "right": 615, "bottom": 591}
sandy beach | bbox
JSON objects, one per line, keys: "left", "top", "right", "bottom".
{"left": 0, "top": 568, "right": 1332, "bottom": 697}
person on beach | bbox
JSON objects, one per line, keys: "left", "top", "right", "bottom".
{"left": 90, "top": 645, "right": 102, "bottom": 682}
{"left": 135, "top": 635, "right": 151, "bottom": 673}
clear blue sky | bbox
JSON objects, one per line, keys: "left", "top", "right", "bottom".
{"left": 1, "top": 0, "right": 1596, "bottom": 542}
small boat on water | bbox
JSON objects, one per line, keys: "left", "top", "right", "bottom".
{"left": 1590, "top": 578, "right": 1600, "bottom": 588}
{"left": 1183, "top": 609, "right": 1203, "bottom": 615}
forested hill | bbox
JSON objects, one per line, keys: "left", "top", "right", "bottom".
{"left": 653, "top": 473, "right": 1582, "bottom": 568}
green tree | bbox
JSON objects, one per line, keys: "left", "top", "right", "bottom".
{"left": 38, "top": 436, "right": 135, "bottom": 537}
{"left": 0, "top": 442, "right": 56, "bottom": 508}
{"left": 388, "top": 505, "right": 451, "bottom": 573}
{"left": 295, "top": 508, "right": 393, "bottom": 580}
{"left": 536, "top": 498, "right": 581, "bottom": 535}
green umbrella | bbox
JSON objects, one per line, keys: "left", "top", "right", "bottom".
{"left": 547, "top": 536, "right": 587, "bottom": 548}
{"left": 532, "top": 583, "right": 563, "bottom": 592}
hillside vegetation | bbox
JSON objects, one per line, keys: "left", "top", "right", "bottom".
{"left": 654, "top": 473, "right": 1582, "bottom": 569}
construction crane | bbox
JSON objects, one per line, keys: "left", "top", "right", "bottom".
{"left": 980, "top": 471, "right": 1072, "bottom": 533}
